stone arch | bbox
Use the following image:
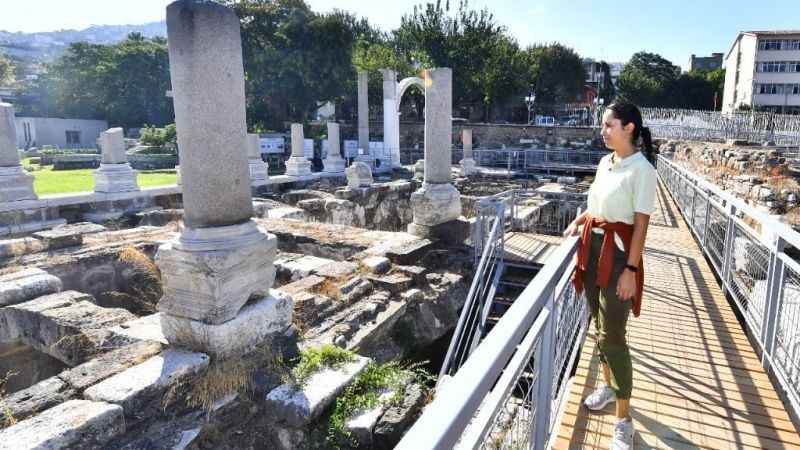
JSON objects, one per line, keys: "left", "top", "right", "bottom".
{"left": 396, "top": 77, "right": 424, "bottom": 113}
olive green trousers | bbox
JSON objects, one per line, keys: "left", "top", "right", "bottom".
{"left": 581, "top": 232, "right": 633, "bottom": 399}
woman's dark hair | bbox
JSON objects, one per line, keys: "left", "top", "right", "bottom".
{"left": 607, "top": 101, "right": 657, "bottom": 165}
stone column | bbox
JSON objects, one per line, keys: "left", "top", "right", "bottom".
{"left": 459, "top": 128, "right": 476, "bottom": 176}
{"left": 323, "top": 122, "right": 345, "bottom": 173}
{"left": 93, "top": 127, "right": 139, "bottom": 193}
{"left": 247, "top": 133, "right": 268, "bottom": 186}
{"left": 357, "top": 71, "right": 369, "bottom": 156}
{"left": 408, "top": 68, "right": 461, "bottom": 237}
{"left": 0, "top": 103, "right": 37, "bottom": 203}
{"left": 380, "top": 68, "right": 400, "bottom": 170}
{"left": 156, "top": 0, "right": 290, "bottom": 359}
{"left": 284, "top": 123, "right": 312, "bottom": 177}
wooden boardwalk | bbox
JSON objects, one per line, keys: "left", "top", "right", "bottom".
{"left": 554, "top": 180, "right": 800, "bottom": 449}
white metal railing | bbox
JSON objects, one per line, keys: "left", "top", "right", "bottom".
{"left": 642, "top": 107, "right": 800, "bottom": 146}
{"left": 399, "top": 222, "right": 588, "bottom": 449}
{"left": 658, "top": 155, "right": 800, "bottom": 420}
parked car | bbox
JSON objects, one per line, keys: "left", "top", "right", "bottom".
{"left": 534, "top": 116, "right": 556, "bottom": 127}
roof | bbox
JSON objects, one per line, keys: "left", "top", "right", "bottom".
{"left": 725, "top": 30, "right": 800, "bottom": 60}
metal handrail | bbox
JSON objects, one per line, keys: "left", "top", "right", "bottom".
{"left": 658, "top": 155, "right": 800, "bottom": 421}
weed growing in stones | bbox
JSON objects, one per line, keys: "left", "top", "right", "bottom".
{"left": 185, "top": 358, "right": 254, "bottom": 417}
{"left": 0, "top": 370, "right": 18, "bottom": 428}
{"left": 116, "top": 245, "right": 162, "bottom": 314}
{"left": 291, "top": 345, "right": 357, "bottom": 388}
{"left": 327, "top": 361, "right": 434, "bottom": 448}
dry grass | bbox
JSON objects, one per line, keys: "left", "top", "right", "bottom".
{"left": 117, "top": 246, "right": 162, "bottom": 314}
{"left": 186, "top": 359, "right": 254, "bottom": 416}
{"left": 313, "top": 278, "right": 343, "bottom": 301}
{"left": 0, "top": 370, "right": 19, "bottom": 428}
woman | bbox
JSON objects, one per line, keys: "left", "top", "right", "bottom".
{"left": 563, "top": 101, "right": 657, "bottom": 450}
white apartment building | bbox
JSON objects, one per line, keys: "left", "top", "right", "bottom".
{"left": 722, "top": 31, "right": 800, "bottom": 114}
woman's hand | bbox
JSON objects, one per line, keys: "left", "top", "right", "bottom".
{"left": 563, "top": 221, "right": 579, "bottom": 237}
{"left": 616, "top": 269, "right": 636, "bottom": 301}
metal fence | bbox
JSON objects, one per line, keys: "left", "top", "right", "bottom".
{"left": 473, "top": 149, "right": 606, "bottom": 175}
{"left": 658, "top": 155, "right": 800, "bottom": 420}
{"left": 642, "top": 107, "right": 800, "bottom": 146}
{"left": 401, "top": 189, "right": 588, "bottom": 450}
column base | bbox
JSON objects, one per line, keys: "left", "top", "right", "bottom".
{"left": 409, "top": 182, "right": 462, "bottom": 228}
{"left": 156, "top": 219, "right": 277, "bottom": 325}
{"left": 323, "top": 158, "right": 346, "bottom": 173}
{"left": 93, "top": 163, "right": 140, "bottom": 193}
{"left": 160, "top": 290, "right": 292, "bottom": 359}
{"left": 249, "top": 158, "right": 269, "bottom": 186}
{"left": 407, "top": 218, "right": 470, "bottom": 244}
{"left": 0, "top": 165, "right": 37, "bottom": 202}
{"left": 285, "top": 157, "right": 312, "bottom": 177}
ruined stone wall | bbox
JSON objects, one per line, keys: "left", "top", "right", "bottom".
{"left": 661, "top": 140, "right": 800, "bottom": 221}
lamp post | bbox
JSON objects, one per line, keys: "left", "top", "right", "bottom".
{"left": 525, "top": 87, "right": 536, "bottom": 124}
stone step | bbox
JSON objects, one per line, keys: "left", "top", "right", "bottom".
{"left": 265, "top": 355, "right": 370, "bottom": 428}
{"left": 0, "top": 400, "right": 125, "bottom": 450}
{"left": 0, "top": 268, "right": 62, "bottom": 307}
{"left": 83, "top": 349, "right": 209, "bottom": 414}
{"left": 0, "top": 290, "right": 138, "bottom": 365}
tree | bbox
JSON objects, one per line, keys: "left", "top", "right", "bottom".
{"left": 0, "top": 53, "right": 14, "bottom": 85}
{"left": 523, "top": 43, "right": 586, "bottom": 108}
{"left": 665, "top": 72, "right": 714, "bottom": 110}
{"left": 227, "top": 0, "right": 361, "bottom": 130}
{"left": 617, "top": 51, "right": 679, "bottom": 106}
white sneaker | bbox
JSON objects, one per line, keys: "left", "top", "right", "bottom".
{"left": 583, "top": 384, "right": 616, "bottom": 410}
{"left": 611, "top": 418, "right": 634, "bottom": 450}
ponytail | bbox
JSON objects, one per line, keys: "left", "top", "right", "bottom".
{"left": 640, "top": 126, "right": 656, "bottom": 165}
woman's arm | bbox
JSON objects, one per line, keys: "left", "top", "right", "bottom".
{"left": 617, "top": 212, "right": 650, "bottom": 300}
{"left": 563, "top": 210, "right": 589, "bottom": 237}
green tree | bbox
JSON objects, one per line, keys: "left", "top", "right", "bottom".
{"left": 0, "top": 53, "right": 15, "bottom": 85}
{"left": 665, "top": 72, "right": 714, "bottom": 109}
{"left": 523, "top": 43, "right": 586, "bottom": 108}
{"left": 617, "top": 51, "right": 679, "bottom": 106}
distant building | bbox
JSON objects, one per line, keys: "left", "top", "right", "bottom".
{"left": 689, "top": 53, "right": 723, "bottom": 71}
{"left": 609, "top": 63, "right": 624, "bottom": 88}
{"left": 14, "top": 116, "right": 109, "bottom": 149}
{"left": 722, "top": 31, "right": 800, "bottom": 114}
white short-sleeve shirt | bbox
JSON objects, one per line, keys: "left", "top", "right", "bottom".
{"left": 587, "top": 150, "right": 657, "bottom": 231}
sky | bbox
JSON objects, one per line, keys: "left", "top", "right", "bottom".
{"left": 1, "top": 0, "right": 798, "bottom": 70}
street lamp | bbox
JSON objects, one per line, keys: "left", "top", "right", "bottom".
{"left": 525, "top": 87, "right": 536, "bottom": 124}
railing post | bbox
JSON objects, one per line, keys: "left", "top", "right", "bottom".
{"left": 690, "top": 184, "right": 698, "bottom": 230}
{"left": 532, "top": 288, "right": 556, "bottom": 450}
{"left": 720, "top": 204, "right": 738, "bottom": 294}
{"left": 702, "top": 191, "right": 712, "bottom": 247}
{"left": 760, "top": 233, "right": 786, "bottom": 369}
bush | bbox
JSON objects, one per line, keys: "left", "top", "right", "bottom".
{"left": 139, "top": 123, "right": 177, "bottom": 148}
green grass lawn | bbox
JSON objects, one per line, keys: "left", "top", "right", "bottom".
{"left": 22, "top": 158, "right": 178, "bottom": 196}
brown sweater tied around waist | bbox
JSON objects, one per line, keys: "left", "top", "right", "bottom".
{"left": 573, "top": 214, "right": 644, "bottom": 317}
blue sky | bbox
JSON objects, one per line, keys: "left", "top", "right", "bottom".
{"left": 1, "top": 0, "right": 797, "bottom": 70}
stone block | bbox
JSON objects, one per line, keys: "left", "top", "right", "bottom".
{"left": 280, "top": 275, "right": 327, "bottom": 295}
{"left": 156, "top": 221, "right": 277, "bottom": 324}
{"left": 0, "top": 237, "right": 46, "bottom": 258}
{"left": 83, "top": 349, "right": 209, "bottom": 412}
{"left": 345, "top": 389, "right": 395, "bottom": 446}
{"left": 373, "top": 384, "right": 427, "bottom": 449}
{"left": 285, "top": 157, "right": 312, "bottom": 177}
{"left": 409, "top": 182, "right": 461, "bottom": 228}
{"left": 0, "top": 377, "right": 75, "bottom": 424}
{"left": 313, "top": 260, "right": 358, "bottom": 279}
{"left": 32, "top": 222, "right": 106, "bottom": 249}
{"left": 0, "top": 268, "right": 62, "bottom": 307}
{"left": 279, "top": 255, "right": 335, "bottom": 281}
{"left": 366, "top": 273, "right": 413, "bottom": 294}
{"left": 59, "top": 341, "right": 164, "bottom": 392}
{"left": 93, "top": 163, "right": 139, "bottom": 193}
{"left": 0, "top": 166, "right": 36, "bottom": 203}
{"left": 264, "top": 355, "right": 370, "bottom": 427}
{"left": 362, "top": 255, "right": 390, "bottom": 274}
{"left": 459, "top": 158, "right": 476, "bottom": 176}
{"left": 160, "top": 291, "right": 292, "bottom": 359}
{"left": 0, "top": 290, "right": 137, "bottom": 365}
{"left": 108, "top": 313, "right": 168, "bottom": 345}
{"left": 0, "top": 400, "right": 125, "bottom": 450}
{"left": 346, "top": 162, "right": 373, "bottom": 188}
{"left": 266, "top": 206, "right": 307, "bottom": 220}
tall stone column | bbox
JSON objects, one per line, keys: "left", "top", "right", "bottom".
{"left": 459, "top": 128, "right": 476, "bottom": 176}
{"left": 408, "top": 68, "right": 461, "bottom": 237}
{"left": 156, "top": 0, "right": 290, "bottom": 359}
{"left": 380, "top": 68, "right": 400, "bottom": 169}
{"left": 284, "top": 123, "right": 312, "bottom": 177}
{"left": 247, "top": 133, "right": 268, "bottom": 186}
{"left": 0, "top": 103, "right": 37, "bottom": 203}
{"left": 323, "top": 122, "right": 345, "bottom": 173}
{"left": 357, "top": 71, "right": 369, "bottom": 156}
{"left": 94, "top": 127, "right": 139, "bottom": 193}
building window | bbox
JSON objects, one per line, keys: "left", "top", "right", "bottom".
{"left": 791, "top": 39, "right": 800, "bottom": 50}
{"left": 792, "top": 84, "right": 800, "bottom": 95}
{"left": 65, "top": 130, "right": 81, "bottom": 145}
{"left": 758, "top": 84, "right": 786, "bottom": 95}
